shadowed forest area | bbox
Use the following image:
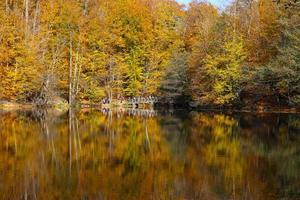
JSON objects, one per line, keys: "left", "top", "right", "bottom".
{"left": 0, "top": 0, "right": 299, "bottom": 109}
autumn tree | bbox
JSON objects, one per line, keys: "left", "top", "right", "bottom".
{"left": 184, "top": 1, "right": 219, "bottom": 103}
{"left": 256, "top": 2, "right": 300, "bottom": 105}
{"left": 203, "top": 33, "right": 246, "bottom": 105}
{"left": 0, "top": 4, "right": 41, "bottom": 101}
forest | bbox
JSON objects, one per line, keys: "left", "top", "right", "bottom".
{"left": 0, "top": 0, "right": 299, "bottom": 108}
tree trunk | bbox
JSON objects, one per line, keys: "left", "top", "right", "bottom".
{"left": 75, "top": 64, "right": 82, "bottom": 97}
{"left": 234, "top": 0, "right": 239, "bottom": 33}
{"left": 33, "top": 0, "right": 39, "bottom": 34}
{"left": 73, "top": 44, "right": 80, "bottom": 98}
{"left": 25, "top": 0, "right": 29, "bottom": 31}
{"left": 5, "top": 0, "right": 9, "bottom": 13}
{"left": 109, "top": 59, "right": 113, "bottom": 103}
{"left": 83, "top": 0, "right": 89, "bottom": 16}
{"left": 69, "top": 33, "right": 73, "bottom": 106}
{"left": 247, "top": 0, "right": 253, "bottom": 36}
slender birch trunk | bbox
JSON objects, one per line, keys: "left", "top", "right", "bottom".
{"left": 33, "top": 0, "right": 39, "bottom": 34}
{"left": 69, "top": 33, "right": 73, "bottom": 106}
{"left": 75, "top": 63, "right": 82, "bottom": 97}
{"left": 25, "top": 0, "right": 29, "bottom": 31}
{"left": 109, "top": 59, "right": 113, "bottom": 103}
{"left": 73, "top": 45, "right": 80, "bottom": 98}
{"left": 83, "top": 0, "right": 89, "bottom": 16}
{"left": 5, "top": 0, "right": 9, "bottom": 13}
{"left": 234, "top": 0, "right": 239, "bottom": 33}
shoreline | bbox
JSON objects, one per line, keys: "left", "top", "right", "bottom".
{"left": 0, "top": 101, "right": 299, "bottom": 114}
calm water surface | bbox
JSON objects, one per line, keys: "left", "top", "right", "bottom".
{"left": 0, "top": 109, "right": 299, "bottom": 200}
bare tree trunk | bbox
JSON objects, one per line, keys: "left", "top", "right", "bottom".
{"left": 247, "top": 0, "right": 254, "bottom": 36}
{"left": 75, "top": 63, "right": 82, "bottom": 96}
{"left": 234, "top": 0, "right": 239, "bottom": 33}
{"left": 83, "top": 0, "right": 89, "bottom": 16}
{"left": 109, "top": 59, "right": 113, "bottom": 103}
{"left": 5, "top": 0, "right": 9, "bottom": 13}
{"left": 33, "top": 0, "right": 39, "bottom": 34}
{"left": 25, "top": 0, "right": 29, "bottom": 31}
{"left": 73, "top": 44, "right": 80, "bottom": 99}
{"left": 14, "top": 61, "right": 19, "bottom": 97}
{"left": 69, "top": 33, "right": 73, "bottom": 106}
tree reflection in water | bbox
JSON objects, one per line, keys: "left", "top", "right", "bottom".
{"left": 0, "top": 109, "right": 299, "bottom": 200}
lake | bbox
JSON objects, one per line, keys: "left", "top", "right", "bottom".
{"left": 0, "top": 109, "right": 299, "bottom": 200}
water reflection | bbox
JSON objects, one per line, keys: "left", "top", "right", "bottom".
{"left": 0, "top": 109, "right": 299, "bottom": 200}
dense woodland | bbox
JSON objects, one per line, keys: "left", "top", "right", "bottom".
{"left": 0, "top": 0, "right": 299, "bottom": 107}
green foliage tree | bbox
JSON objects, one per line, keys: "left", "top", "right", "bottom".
{"left": 124, "top": 48, "right": 145, "bottom": 96}
{"left": 203, "top": 33, "right": 246, "bottom": 105}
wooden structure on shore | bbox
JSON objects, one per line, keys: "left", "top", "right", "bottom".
{"left": 126, "top": 96, "right": 159, "bottom": 108}
{"left": 102, "top": 96, "right": 159, "bottom": 109}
